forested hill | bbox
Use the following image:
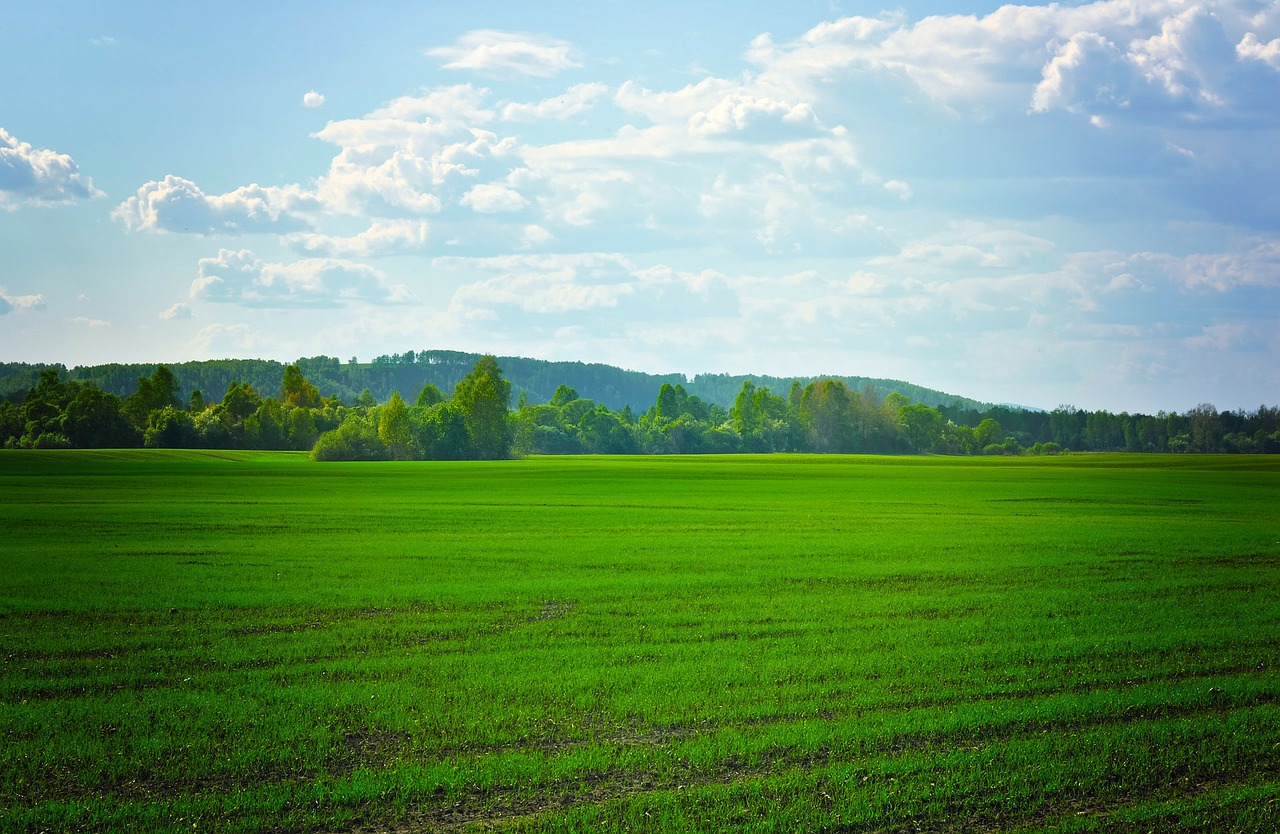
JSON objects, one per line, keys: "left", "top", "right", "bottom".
{"left": 0, "top": 352, "right": 989, "bottom": 412}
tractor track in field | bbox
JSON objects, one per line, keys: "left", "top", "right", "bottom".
{"left": 9, "top": 681, "right": 1277, "bottom": 813}
{"left": 317, "top": 694, "right": 1280, "bottom": 833}
{"left": 334, "top": 757, "right": 1280, "bottom": 834}
{"left": 6, "top": 639, "right": 1275, "bottom": 707}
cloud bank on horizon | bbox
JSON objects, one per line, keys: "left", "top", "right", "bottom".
{"left": 1, "top": 1, "right": 1278, "bottom": 413}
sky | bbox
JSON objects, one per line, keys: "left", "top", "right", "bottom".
{"left": 2, "top": 0, "right": 1279, "bottom": 413}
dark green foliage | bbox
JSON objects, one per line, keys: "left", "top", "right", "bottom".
{"left": 899, "top": 402, "right": 945, "bottom": 453}
{"left": 244, "top": 401, "right": 287, "bottom": 451}
{"left": 2, "top": 356, "right": 1280, "bottom": 458}
{"left": 452, "top": 355, "right": 511, "bottom": 460}
{"left": 285, "top": 407, "right": 320, "bottom": 451}
{"left": 143, "top": 406, "right": 198, "bottom": 448}
{"left": 0, "top": 401, "right": 23, "bottom": 446}
{"left": 578, "top": 406, "right": 637, "bottom": 454}
{"left": 310, "top": 415, "right": 391, "bottom": 461}
{"left": 20, "top": 370, "right": 80, "bottom": 442}
{"left": 61, "top": 386, "right": 138, "bottom": 448}
{"left": 220, "top": 381, "right": 263, "bottom": 421}
{"left": 282, "top": 364, "right": 321, "bottom": 409}
{"left": 376, "top": 391, "right": 414, "bottom": 460}
{"left": 549, "top": 384, "right": 579, "bottom": 407}
{"left": 125, "top": 366, "right": 181, "bottom": 427}
{"left": 410, "top": 403, "right": 472, "bottom": 460}
{"left": 414, "top": 383, "right": 444, "bottom": 408}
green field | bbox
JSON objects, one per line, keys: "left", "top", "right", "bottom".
{"left": 2, "top": 451, "right": 1279, "bottom": 832}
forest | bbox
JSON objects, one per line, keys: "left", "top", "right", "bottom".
{"left": 3, "top": 354, "right": 1279, "bottom": 458}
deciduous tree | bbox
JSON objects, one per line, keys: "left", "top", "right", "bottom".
{"left": 452, "top": 356, "right": 511, "bottom": 460}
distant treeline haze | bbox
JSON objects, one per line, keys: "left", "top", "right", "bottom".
{"left": 2, "top": 355, "right": 1278, "bottom": 458}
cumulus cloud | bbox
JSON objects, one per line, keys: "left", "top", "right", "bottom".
{"left": 874, "top": 226, "right": 1056, "bottom": 271}
{"left": 438, "top": 252, "right": 738, "bottom": 329}
{"left": 303, "top": 90, "right": 326, "bottom": 108}
{"left": 0, "top": 290, "right": 45, "bottom": 314}
{"left": 310, "top": 85, "right": 519, "bottom": 217}
{"left": 191, "top": 248, "right": 415, "bottom": 308}
{"left": 1238, "top": 32, "right": 1280, "bottom": 68}
{"left": 746, "top": 3, "right": 1280, "bottom": 123}
{"left": 286, "top": 219, "right": 430, "bottom": 257}
{"left": 428, "top": 30, "right": 582, "bottom": 77}
{"left": 1031, "top": 32, "right": 1129, "bottom": 114}
{"left": 613, "top": 78, "right": 821, "bottom": 141}
{"left": 520, "top": 224, "right": 552, "bottom": 248}
{"left": 113, "top": 175, "right": 318, "bottom": 234}
{"left": 0, "top": 127, "right": 102, "bottom": 207}
{"left": 461, "top": 182, "right": 528, "bottom": 213}
{"left": 159, "top": 302, "right": 193, "bottom": 320}
{"left": 1182, "top": 322, "right": 1253, "bottom": 351}
{"left": 501, "top": 83, "right": 609, "bottom": 121}
{"left": 1178, "top": 236, "right": 1280, "bottom": 291}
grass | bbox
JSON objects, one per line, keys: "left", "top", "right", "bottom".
{"left": 1, "top": 450, "right": 1278, "bottom": 832}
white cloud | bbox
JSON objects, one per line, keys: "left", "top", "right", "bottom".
{"left": 428, "top": 30, "right": 582, "bottom": 77}
{"left": 1238, "top": 32, "right": 1280, "bottom": 68}
{"left": 0, "top": 290, "right": 45, "bottom": 314}
{"left": 303, "top": 90, "right": 326, "bottom": 108}
{"left": 0, "top": 127, "right": 102, "bottom": 207}
{"left": 113, "top": 175, "right": 317, "bottom": 234}
{"left": 874, "top": 226, "right": 1056, "bottom": 271}
{"left": 1178, "top": 236, "right": 1280, "bottom": 291}
{"left": 72, "top": 316, "right": 110, "bottom": 328}
{"left": 286, "top": 219, "right": 430, "bottom": 257}
{"left": 1182, "top": 322, "right": 1253, "bottom": 351}
{"left": 747, "top": 3, "right": 1280, "bottom": 123}
{"left": 501, "top": 83, "right": 609, "bottom": 122}
{"left": 1031, "top": 32, "right": 1128, "bottom": 114}
{"left": 310, "top": 86, "right": 518, "bottom": 218}
{"left": 461, "top": 182, "right": 527, "bottom": 213}
{"left": 159, "top": 302, "right": 193, "bottom": 320}
{"left": 191, "top": 248, "right": 415, "bottom": 308}
{"left": 439, "top": 253, "right": 738, "bottom": 327}
{"left": 192, "top": 323, "right": 262, "bottom": 357}
{"left": 520, "top": 224, "right": 552, "bottom": 248}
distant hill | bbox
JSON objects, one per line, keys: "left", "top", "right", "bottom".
{"left": 0, "top": 351, "right": 991, "bottom": 412}
{"left": 685, "top": 372, "right": 989, "bottom": 412}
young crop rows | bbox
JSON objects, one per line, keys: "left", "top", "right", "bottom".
{"left": 2, "top": 451, "right": 1278, "bottom": 832}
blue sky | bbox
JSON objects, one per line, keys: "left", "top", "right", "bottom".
{"left": 2, "top": 1, "right": 1278, "bottom": 412}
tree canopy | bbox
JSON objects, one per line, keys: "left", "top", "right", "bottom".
{"left": 4, "top": 355, "right": 1279, "bottom": 459}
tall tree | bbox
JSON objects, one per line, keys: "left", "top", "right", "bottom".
{"left": 126, "top": 366, "right": 181, "bottom": 427}
{"left": 550, "top": 384, "right": 579, "bottom": 407}
{"left": 800, "top": 380, "right": 856, "bottom": 453}
{"left": 899, "top": 403, "right": 945, "bottom": 454}
{"left": 282, "top": 364, "right": 321, "bottom": 409}
{"left": 452, "top": 356, "right": 512, "bottom": 460}
{"left": 415, "top": 384, "right": 444, "bottom": 408}
{"left": 377, "top": 391, "right": 414, "bottom": 459}
{"left": 731, "top": 380, "right": 761, "bottom": 436}
{"left": 61, "top": 387, "right": 138, "bottom": 448}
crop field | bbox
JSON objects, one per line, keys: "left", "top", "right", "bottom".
{"left": 2, "top": 450, "right": 1279, "bottom": 832}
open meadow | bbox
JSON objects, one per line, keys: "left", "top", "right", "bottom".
{"left": 2, "top": 450, "right": 1279, "bottom": 832}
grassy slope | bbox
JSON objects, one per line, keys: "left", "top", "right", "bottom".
{"left": 1, "top": 450, "right": 1278, "bottom": 832}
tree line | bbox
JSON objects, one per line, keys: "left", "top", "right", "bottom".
{"left": 0, "top": 353, "right": 986, "bottom": 416}
{"left": 3, "top": 356, "right": 1278, "bottom": 457}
